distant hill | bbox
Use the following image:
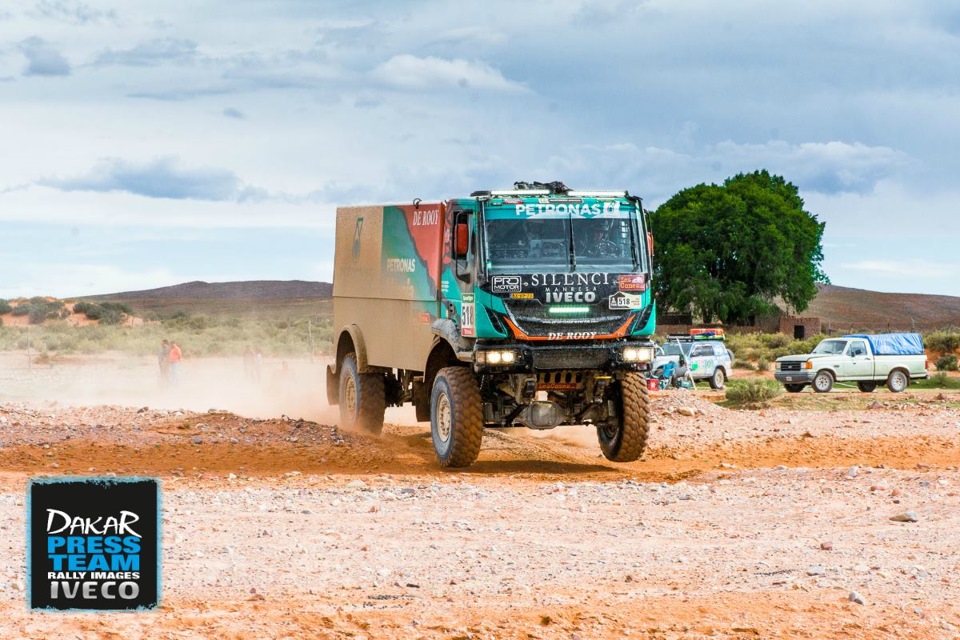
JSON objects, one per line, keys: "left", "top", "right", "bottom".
{"left": 82, "top": 280, "right": 332, "bottom": 317}
{"left": 76, "top": 280, "right": 960, "bottom": 329}
{"left": 803, "top": 284, "right": 960, "bottom": 331}
{"left": 98, "top": 280, "right": 332, "bottom": 301}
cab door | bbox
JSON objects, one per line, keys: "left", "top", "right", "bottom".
{"left": 839, "top": 339, "right": 874, "bottom": 380}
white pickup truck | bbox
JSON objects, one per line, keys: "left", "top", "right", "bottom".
{"left": 774, "top": 333, "right": 928, "bottom": 393}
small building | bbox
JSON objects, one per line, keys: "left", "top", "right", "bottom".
{"left": 780, "top": 315, "right": 821, "bottom": 339}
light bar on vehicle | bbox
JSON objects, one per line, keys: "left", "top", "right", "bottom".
{"left": 548, "top": 305, "right": 591, "bottom": 315}
{"left": 567, "top": 191, "right": 628, "bottom": 198}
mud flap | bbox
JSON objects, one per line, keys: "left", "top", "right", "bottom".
{"left": 325, "top": 364, "right": 339, "bottom": 406}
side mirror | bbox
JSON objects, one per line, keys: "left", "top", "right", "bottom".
{"left": 647, "top": 231, "right": 654, "bottom": 258}
{"left": 455, "top": 222, "right": 469, "bottom": 259}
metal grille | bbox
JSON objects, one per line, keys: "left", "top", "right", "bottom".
{"left": 505, "top": 301, "right": 630, "bottom": 336}
{"left": 780, "top": 361, "right": 802, "bottom": 372}
{"left": 534, "top": 349, "right": 609, "bottom": 370}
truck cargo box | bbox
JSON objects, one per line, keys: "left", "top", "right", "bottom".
{"left": 843, "top": 333, "right": 925, "bottom": 356}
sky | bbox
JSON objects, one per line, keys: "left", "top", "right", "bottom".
{"left": 1, "top": 0, "right": 959, "bottom": 300}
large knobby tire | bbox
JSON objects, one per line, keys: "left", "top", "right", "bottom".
{"left": 338, "top": 353, "right": 385, "bottom": 435}
{"left": 431, "top": 367, "right": 484, "bottom": 468}
{"left": 812, "top": 370, "right": 834, "bottom": 393}
{"left": 857, "top": 381, "right": 878, "bottom": 393}
{"left": 887, "top": 370, "right": 909, "bottom": 393}
{"left": 709, "top": 367, "right": 726, "bottom": 390}
{"left": 597, "top": 373, "right": 650, "bottom": 463}
{"left": 784, "top": 383, "right": 805, "bottom": 393}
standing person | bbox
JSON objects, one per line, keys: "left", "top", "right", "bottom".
{"left": 158, "top": 339, "right": 171, "bottom": 387}
{"left": 253, "top": 347, "right": 263, "bottom": 383}
{"left": 168, "top": 341, "right": 183, "bottom": 385}
{"left": 243, "top": 346, "right": 255, "bottom": 381}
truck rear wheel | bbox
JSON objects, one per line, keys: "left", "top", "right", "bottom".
{"left": 431, "top": 367, "right": 484, "bottom": 468}
{"left": 887, "top": 370, "right": 909, "bottom": 393}
{"left": 597, "top": 373, "right": 650, "bottom": 463}
{"left": 812, "top": 370, "right": 834, "bottom": 393}
{"left": 338, "top": 353, "right": 385, "bottom": 435}
{"left": 857, "top": 381, "right": 877, "bottom": 393}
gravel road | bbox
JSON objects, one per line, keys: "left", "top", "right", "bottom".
{"left": 0, "top": 354, "right": 958, "bottom": 639}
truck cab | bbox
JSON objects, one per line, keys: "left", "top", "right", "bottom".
{"left": 327, "top": 181, "right": 658, "bottom": 467}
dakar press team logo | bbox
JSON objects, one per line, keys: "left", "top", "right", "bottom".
{"left": 28, "top": 477, "right": 160, "bottom": 611}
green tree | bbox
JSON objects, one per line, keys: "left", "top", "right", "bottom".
{"left": 650, "top": 170, "right": 828, "bottom": 324}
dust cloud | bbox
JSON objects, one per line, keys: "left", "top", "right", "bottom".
{"left": 0, "top": 352, "right": 343, "bottom": 424}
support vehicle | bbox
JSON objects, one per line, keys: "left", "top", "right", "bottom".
{"left": 326, "top": 181, "right": 657, "bottom": 467}
{"left": 774, "top": 333, "right": 929, "bottom": 393}
{"left": 650, "top": 329, "right": 734, "bottom": 390}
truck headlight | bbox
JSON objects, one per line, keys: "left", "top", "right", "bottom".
{"left": 622, "top": 346, "right": 654, "bottom": 363}
{"left": 775, "top": 361, "right": 781, "bottom": 371}
{"left": 477, "top": 349, "right": 519, "bottom": 366}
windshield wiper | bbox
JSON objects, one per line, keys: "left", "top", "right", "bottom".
{"left": 567, "top": 213, "right": 577, "bottom": 271}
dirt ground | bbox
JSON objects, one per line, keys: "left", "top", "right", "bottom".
{"left": 0, "top": 352, "right": 959, "bottom": 639}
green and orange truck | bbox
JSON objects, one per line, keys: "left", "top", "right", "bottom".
{"left": 326, "top": 181, "right": 657, "bottom": 467}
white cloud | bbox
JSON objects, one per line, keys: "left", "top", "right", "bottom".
{"left": 842, "top": 259, "right": 960, "bottom": 279}
{"left": 371, "top": 54, "right": 528, "bottom": 92}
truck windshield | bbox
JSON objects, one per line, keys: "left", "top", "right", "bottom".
{"left": 812, "top": 340, "right": 847, "bottom": 355}
{"left": 484, "top": 215, "right": 638, "bottom": 272}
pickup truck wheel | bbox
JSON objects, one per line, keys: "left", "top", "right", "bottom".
{"left": 887, "top": 370, "right": 909, "bottom": 393}
{"left": 812, "top": 370, "right": 834, "bottom": 393}
{"left": 431, "top": 367, "right": 484, "bottom": 468}
{"left": 784, "top": 384, "right": 805, "bottom": 393}
{"left": 856, "top": 381, "right": 877, "bottom": 393}
{"left": 338, "top": 353, "right": 386, "bottom": 435}
{"left": 597, "top": 373, "right": 650, "bottom": 462}
{"left": 709, "top": 367, "right": 726, "bottom": 390}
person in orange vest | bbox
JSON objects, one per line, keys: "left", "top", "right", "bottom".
{"left": 168, "top": 341, "right": 183, "bottom": 385}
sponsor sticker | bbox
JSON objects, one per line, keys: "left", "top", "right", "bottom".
{"left": 491, "top": 275, "right": 523, "bottom": 294}
{"left": 608, "top": 291, "right": 643, "bottom": 310}
{"left": 510, "top": 292, "right": 535, "bottom": 300}
{"left": 28, "top": 477, "right": 160, "bottom": 611}
{"left": 460, "top": 293, "right": 476, "bottom": 337}
{"left": 618, "top": 274, "right": 646, "bottom": 292}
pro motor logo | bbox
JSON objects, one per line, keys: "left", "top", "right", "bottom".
{"left": 28, "top": 477, "right": 160, "bottom": 610}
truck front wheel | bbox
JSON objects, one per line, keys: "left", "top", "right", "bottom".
{"left": 887, "top": 370, "right": 909, "bottom": 393}
{"left": 812, "top": 370, "right": 834, "bottom": 393}
{"left": 431, "top": 367, "right": 484, "bottom": 468}
{"left": 597, "top": 373, "right": 650, "bottom": 463}
{"left": 338, "top": 353, "right": 386, "bottom": 435}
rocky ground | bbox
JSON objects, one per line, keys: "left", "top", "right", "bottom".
{"left": 0, "top": 354, "right": 959, "bottom": 638}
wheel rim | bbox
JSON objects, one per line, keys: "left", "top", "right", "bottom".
{"left": 815, "top": 375, "right": 829, "bottom": 391}
{"left": 892, "top": 372, "right": 906, "bottom": 390}
{"left": 343, "top": 373, "right": 358, "bottom": 415}
{"left": 436, "top": 392, "right": 452, "bottom": 443}
{"left": 715, "top": 370, "right": 724, "bottom": 386}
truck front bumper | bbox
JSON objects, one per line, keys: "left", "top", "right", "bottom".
{"left": 473, "top": 342, "right": 655, "bottom": 375}
{"left": 775, "top": 371, "right": 815, "bottom": 385}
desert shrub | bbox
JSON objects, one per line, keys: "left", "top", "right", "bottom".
{"left": 72, "top": 301, "right": 95, "bottom": 315}
{"left": 764, "top": 333, "right": 791, "bottom": 349}
{"left": 926, "top": 331, "right": 960, "bottom": 355}
{"left": 0, "top": 299, "right": 11, "bottom": 314}
{"left": 756, "top": 356, "right": 770, "bottom": 372}
{"left": 11, "top": 304, "right": 30, "bottom": 317}
{"left": 725, "top": 379, "right": 783, "bottom": 406}
{"left": 733, "top": 360, "right": 757, "bottom": 370}
{"left": 936, "top": 354, "right": 959, "bottom": 372}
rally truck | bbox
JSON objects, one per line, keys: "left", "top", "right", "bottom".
{"left": 326, "top": 181, "right": 657, "bottom": 467}
{"left": 774, "top": 332, "right": 929, "bottom": 393}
